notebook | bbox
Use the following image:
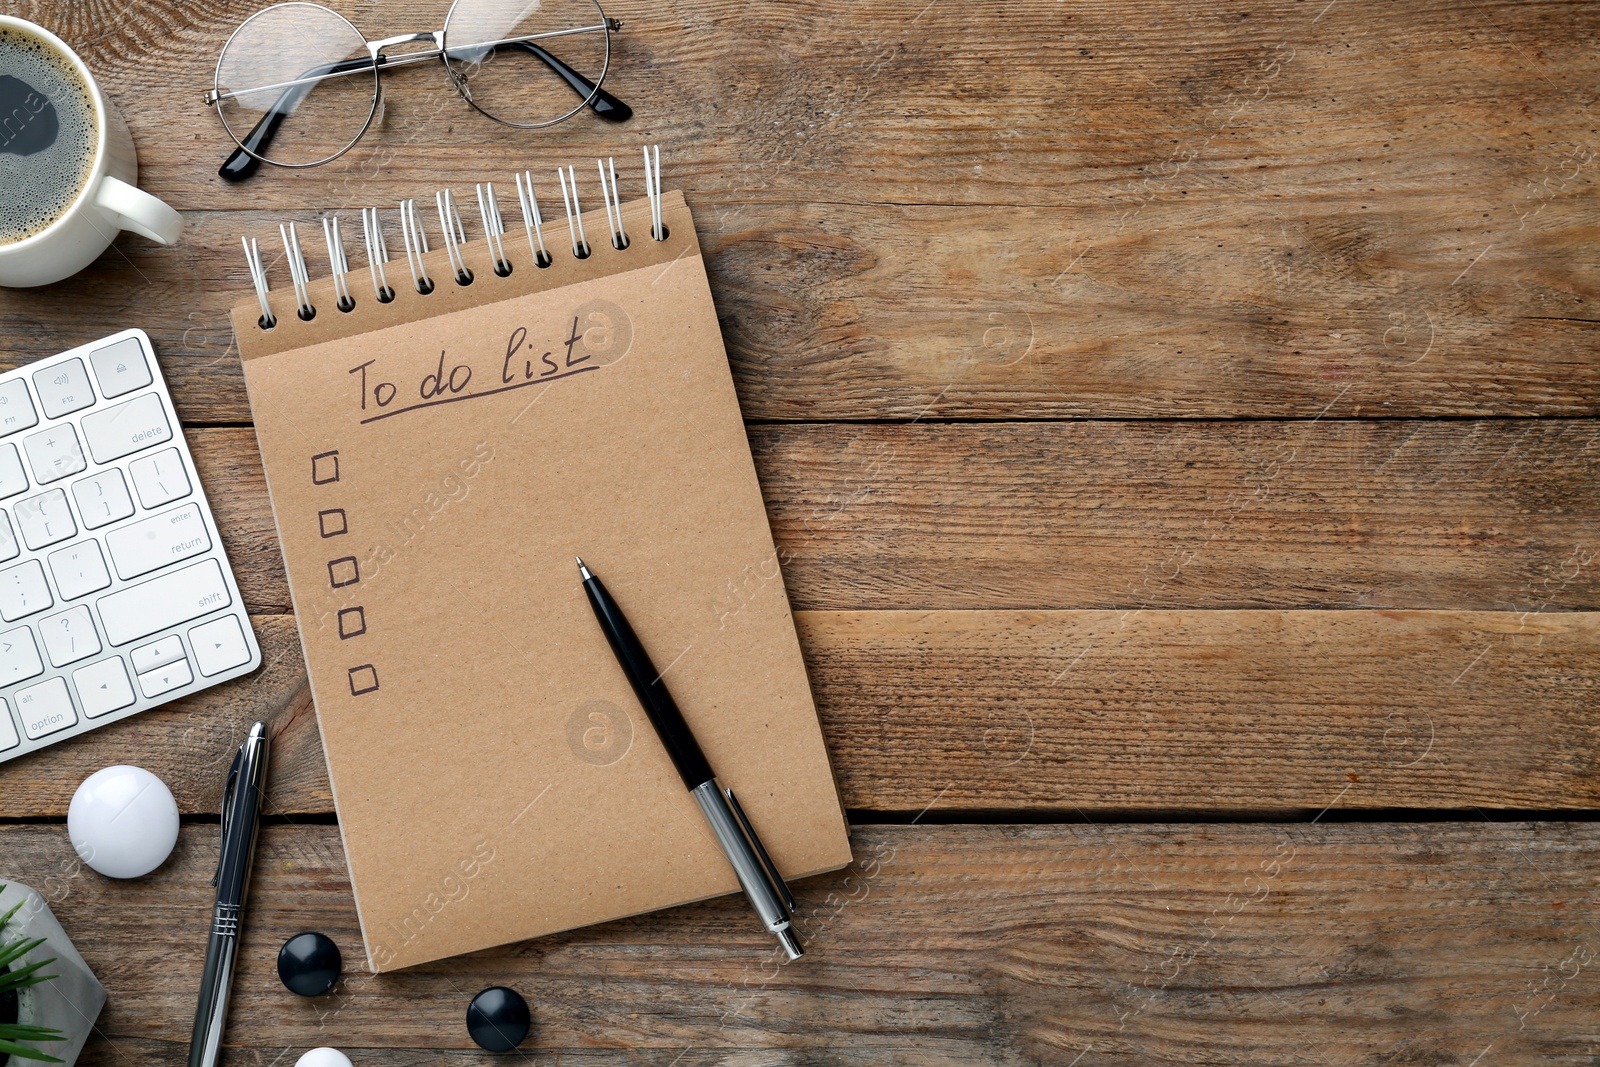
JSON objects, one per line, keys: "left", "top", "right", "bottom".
{"left": 229, "top": 159, "right": 852, "bottom": 971}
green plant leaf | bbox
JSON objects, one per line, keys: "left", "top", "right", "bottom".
{"left": 0, "top": 935, "right": 48, "bottom": 970}
{"left": 0, "top": 1026, "right": 65, "bottom": 1039}
{"left": 0, "top": 1037, "right": 66, "bottom": 1063}
{"left": 0, "top": 886, "right": 66, "bottom": 1064}
{"left": 0, "top": 958, "right": 58, "bottom": 986}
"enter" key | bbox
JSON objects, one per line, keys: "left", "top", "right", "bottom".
{"left": 105, "top": 503, "right": 211, "bottom": 580}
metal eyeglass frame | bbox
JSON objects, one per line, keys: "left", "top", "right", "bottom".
{"left": 203, "top": 0, "right": 629, "bottom": 176}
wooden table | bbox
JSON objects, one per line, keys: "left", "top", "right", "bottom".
{"left": 2, "top": 0, "right": 1597, "bottom": 1061}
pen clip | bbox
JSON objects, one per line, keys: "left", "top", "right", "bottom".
{"left": 723, "top": 787, "right": 798, "bottom": 916}
{"left": 213, "top": 747, "right": 243, "bottom": 888}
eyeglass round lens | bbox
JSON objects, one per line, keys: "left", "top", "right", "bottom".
{"left": 214, "top": 2, "right": 377, "bottom": 168}
{"left": 441, "top": 0, "right": 612, "bottom": 129}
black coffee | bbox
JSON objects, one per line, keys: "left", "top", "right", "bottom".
{"left": 0, "top": 25, "right": 98, "bottom": 244}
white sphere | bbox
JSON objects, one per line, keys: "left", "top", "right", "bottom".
{"left": 67, "top": 765, "right": 180, "bottom": 878}
{"left": 294, "top": 1050, "right": 353, "bottom": 1067}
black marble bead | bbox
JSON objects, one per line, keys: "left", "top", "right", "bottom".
{"left": 466, "top": 986, "right": 530, "bottom": 1052}
{"left": 277, "top": 932, "right": 341, "bottom": 997}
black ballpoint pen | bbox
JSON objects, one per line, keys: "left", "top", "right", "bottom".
{"left": 577, "top": 557, "right": 803, "bottom": 960}
{"left": 188, "top": 721, "right": 271, "bottom": 1067}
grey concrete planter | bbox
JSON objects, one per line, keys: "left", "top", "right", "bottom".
{"left": 0, "top": 883, "right": 105, "bottom": 1067}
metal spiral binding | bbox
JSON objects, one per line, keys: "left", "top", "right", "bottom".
{"left": 239, "top": 150, "right": 669, "bottom": 329}
{"left": 398, "top": 198, "right": 435, "bottom": 295}
{"left": 643, "top": 143, "right": 666, "bottom": 240}
{"left": 598, "top": 157, "right": 628, "bottom": 251}
{"left": 557, "top": 165, "right": 591, "bottom": 259}
{"left": 514, "top": 171, "right": 552, "bottom": 268}
{"left": 321, "top": 216, "right": 355, "bottom": 312}
{"left": 278, "top": 222, "right": 315, "bottom": 320}
{"left": 476, "top": 183, "right": 512, "bottom": 277}
{"left": 241, "top": 236, "right": 276, "bottom": 330}
{"left": 361, "top": 207, "right": 395, "bottom": 303}
{"left": 435, "top": 189, "right": 473, "bottom": 286}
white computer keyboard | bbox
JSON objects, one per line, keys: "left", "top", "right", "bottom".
{"left": 0, "top": 329, "right": 260, "bottom": 763}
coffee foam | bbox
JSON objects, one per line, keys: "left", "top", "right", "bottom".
{"left": 0, "top": 25, "right": 99, "bottom": 245}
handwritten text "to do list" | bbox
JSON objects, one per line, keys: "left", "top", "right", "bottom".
{"left": 346, "top": 301, "right": 633, "bottom": 426}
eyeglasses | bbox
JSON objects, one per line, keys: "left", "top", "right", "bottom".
{"left": 204, "top": 0, "right": 631, "bottom": 179}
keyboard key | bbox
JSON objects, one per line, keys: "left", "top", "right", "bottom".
{"left": 71, "top": 469, "right": 134, "bottom": 529}
{"left": 106, "top": 503, "right": 211, "bottom": 580}
{"left": 191, "top": 615, "right": 252, "bottom": 677}
{"left": 0, "top": 444, "right": 26, "bottom": 500}
{"left": 0, "top": 626, "right": 44, "bottom": 686}
{"left": 88, "top": 338, "right": 152, "bottom": 399}
{"left": 23, "top": 424, "right": 86, "bottom": 484}
{"left": 41, "top": 604, "right": 102, "bottom": 667}
{"left": 97, "top": 558, "right": 230, "bottom": 646}
{"left": 79, "top": 393, "right": 172, "bottom": 464}
{"left": 0, "top": 380, "right": 38, "bottom": 437}
{"left": 17, "top": 677, "right": 76, "bottom": 739}
{"left": 0, "top": 513, "right": 18, "bottom": 564}
{"left": 138, "top": 657, "right": 192, "bottom": 699}
{"left": 48, "top": 541, "right": 111, "bottom": 601}
{"left": 0, "top": 337, "right": 260, "bottom": 765}
{"left": 0, "top": 559, "right": 52, "bottom": 621}
{"left": 131, "top": 635, "right": 184, "bottom": 674}
{"left": 32, "top": 357, "right": 95, "bottom": 419}
{"left": 128, "top": 448, "right": 191, "bottom": 509}
{"left": 15, "top": 489, "right": 75, "bottom": 550}
{"left": 74, "top": 656, "right": 136, "bottom": 718}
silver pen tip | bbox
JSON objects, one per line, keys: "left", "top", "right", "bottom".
{"left": 776, "top": 926, "right": 803, "bottom": 961}
{"left": 576, "top": 556, "right": 592, "bottom": 580}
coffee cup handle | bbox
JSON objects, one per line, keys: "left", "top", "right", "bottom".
{"left": 95, "top": 175, "right": 183, "bottom": 246}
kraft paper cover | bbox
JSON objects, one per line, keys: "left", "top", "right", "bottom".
{"left": 233, "top": 192, "right": 851, "bottom": 971}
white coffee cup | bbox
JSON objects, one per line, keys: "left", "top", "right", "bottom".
{"left": 0, "top": 16, "right": 182, "bottom": 288}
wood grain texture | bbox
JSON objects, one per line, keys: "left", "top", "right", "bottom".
{"left": 2, "top": 197, "right": 1595, "bottom": 423}
{"left": 0, "top": 0, "right": 1596, "bottom": 1056}
{"left": 1, "top": 609, "right": 1594, "bottom": 817}
{"left": 4, "top": 0, "right": 1592, "bottom": 210}
{"left": 0, "top": 1, "right": 1594, "bottom": 420}
{"left": 200, "top": 420, "right": 1600, "bottom": 616}
{"left": 2, "top": 822, "right": 1596, "bottom": 1065}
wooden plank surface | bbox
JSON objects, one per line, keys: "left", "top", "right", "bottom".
{"left": 1, "top": 608, "right": 1594, "bottom": 818}
{"left": 0, "top": 1, "right": 1594, "bottom": 421}
{"left": 0, "top": 0, "right": 1596, "bottom": 1058}
{"left": 3, "top": 0, "right": 1589, "bottom": 210}
{"left": 3, "top": 822, "right": 1597, "bottom": 1065}
{"left": 194, "top": 420, "right": 1600, "bottom": 617}
{"left": 3, "top": 198, "right": 1595, "bottom": 424}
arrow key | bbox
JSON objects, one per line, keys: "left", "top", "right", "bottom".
{"left": 74, "top": 657, "right": 135, "bottom": 719}
{"left": 190, "top": 615, "right": 251, "bottom": 677}
{"left": 137, "top": 657, "right": 192, "bottom": 699}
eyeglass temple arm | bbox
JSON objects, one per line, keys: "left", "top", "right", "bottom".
{"left": 219, "top": 54, "right": 385, "bottom": 181}
{"left": 219, "top": 45, "right": 632, "bottom": 181}
{"left": 513, "top": 42, "right": 631, "bottom": 122}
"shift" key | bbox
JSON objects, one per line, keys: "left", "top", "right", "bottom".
{"left": 97, "top": 558, "right": 230, "bottom": 646}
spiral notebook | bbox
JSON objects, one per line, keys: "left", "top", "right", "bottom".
{"left": 230, "top": 158, "right": 851, "bottom": 971}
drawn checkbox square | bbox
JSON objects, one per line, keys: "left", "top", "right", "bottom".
{"left": 319, "top": 508, "right": 348, "bottom": 537}
{"left": 348, "top": 664, "right": 379, "bottom": 696}
{"left": 311, "top": 451, "right": 341, "bottom": 484}
{"left": 338, "top": 606, "right": 367, "bottom": 639}
{"left": 328, "top": 556, "right": 360, "bottom": 588}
